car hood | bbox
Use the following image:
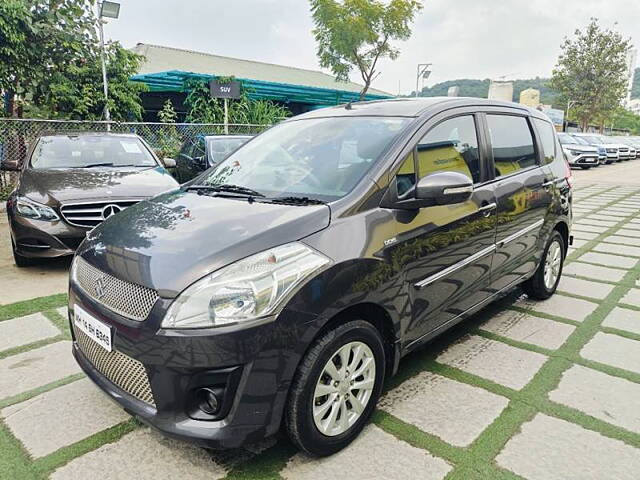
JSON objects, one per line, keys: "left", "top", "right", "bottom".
{"left": 78, "top": 191, "right": 332, "bottom": 296}
{"left": 18, "top": 167, "right": 179, "bottom": 205}
{"left": 562, "top": 145, "right": 598, "bottom": 153}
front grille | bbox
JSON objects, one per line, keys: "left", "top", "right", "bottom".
{"left": 607, "top": 148, "right": 617, "bottom": 153}
{"left": 75, "top": 257, "right": 158, "bottom": 321}
{"left": 74, "top": 324, "right": 156, "bottom": 406}
{"left": 61, "top": 199, "right": 141, "bottom": 228}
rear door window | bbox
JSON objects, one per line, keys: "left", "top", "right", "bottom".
{"left": 532, "top": 118, "right": 557, "bottom": 165}
{"left": 487, "top": 115, "right": 537, "bottom": 177}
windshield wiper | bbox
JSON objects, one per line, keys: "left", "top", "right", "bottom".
{"left": 83, "top": 162, "right": 115, "bottom": 168}
{"left": 263, "top": 196, "right": 326, "bottom": 206}
{"left": 185, "top": 184, "right": 265, "bottom": 198}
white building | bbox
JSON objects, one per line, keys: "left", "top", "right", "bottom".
{"left": 628, "top": 98, "right": 640, "bottom": 116}
{"left": 625, "top": 49, "right": 637, "bottom": 105}
{"left": 488, "top": 81, "right": 514, "bottom": 102}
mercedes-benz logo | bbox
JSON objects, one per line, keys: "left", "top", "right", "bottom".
{"left": 95, "top": 276, "right": 107, "bottom": 298}
{"left": 101, "top": 204, "right": 122, "bottom": 220}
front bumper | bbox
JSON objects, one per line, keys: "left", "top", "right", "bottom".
{"left": 567, "top": 154, "right": 599, "bottom": 166}
{"left": 68, "top": 284, "right": 318, "bottom": 449}
{"left": 8, "top": 209, "right": 87, "bottom": 258}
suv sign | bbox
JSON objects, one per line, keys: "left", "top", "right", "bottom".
{"left": 209, "top": 80, "right": 241, "bottom": 99}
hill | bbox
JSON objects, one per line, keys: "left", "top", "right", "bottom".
{"left": 417, "top": 77, "right": 560, "bottom": 106}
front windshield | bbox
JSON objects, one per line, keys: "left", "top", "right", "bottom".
{"left": 582, "top": 136, "right": 600, "bottom": 144}
{"left": 206, "top": 137, "right": 250, "bottom": 165}
{"left": 200, "top": 116, "right": 411, "bottom": 201}
{"left": 572, "top": 136, "right": 589, "bottom": 145}
{"left": 31, "top": 136, "right": 157, "bottom": 169}
{"left": 558, "top": 133, "right": 578, "bottom": 145}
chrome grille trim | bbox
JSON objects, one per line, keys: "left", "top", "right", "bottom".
{"left": 75, "top": 257, "right": 158, "bottom": 321}
{"left": 60, "top": 199, "right": 142, "bottom": 228}
{"left": 74, "top": 324, "right": 156, "bottom": 406}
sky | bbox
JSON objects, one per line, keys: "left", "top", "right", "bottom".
{"left": 104, "top": 0, "right": 639, "bottom": 95}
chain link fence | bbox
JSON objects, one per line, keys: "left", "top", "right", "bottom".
{"left": 0, "top": 118, "right": 275, "bottom": 198}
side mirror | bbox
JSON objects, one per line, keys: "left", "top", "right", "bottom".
{"left": 162, "top": 158, "right": 176, "bottom": 168}
{"left": 415, "top": 171, "right": 474, "bottom": 206}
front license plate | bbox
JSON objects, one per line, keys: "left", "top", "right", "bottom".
{"left": 74, "top": 305, "right": 112, "bottom": 352}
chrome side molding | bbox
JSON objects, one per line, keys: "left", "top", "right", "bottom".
{"left": 497, "top": 219, "right": 544, "bottom": 248}
{"left": 414, "top": 219, "right": 544, "bottom": 289}
{"left": 414, "top": 244, "right": 496, "bottom": 289}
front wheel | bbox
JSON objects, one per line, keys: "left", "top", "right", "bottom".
{"left": 285, "top": 320, "right": 386, "bottom": 456}
{"left": 522, "top": 231, "right": 565, "bottom": 300}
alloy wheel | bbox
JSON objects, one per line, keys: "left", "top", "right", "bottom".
{"left": 312, "top": 341, "right": 376, "bottom": 437}
{"left": 544, "top": 239, "right": 562, "bottom": 290}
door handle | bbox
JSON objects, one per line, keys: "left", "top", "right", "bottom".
{"left": 542, "top": 178, "right": 557, "bottom": 188}
{"left": 478, "top": 202, "right": 497, "bottom": 217}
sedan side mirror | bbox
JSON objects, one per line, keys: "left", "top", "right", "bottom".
{"left": 162, "top": 158, "right": 176, "bottom": 168}
{"left": 416, "top": 171, "right": 474, "bottom": 206}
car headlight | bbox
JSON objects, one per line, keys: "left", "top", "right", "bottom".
{"left": 162, "top": 242, "right": 332, "bottom": 329}
{"left": 567, "top": 149, "right": 582, "bottom": 156}
{"left": 15, "top": 196, "right": 59, "bottom": 221}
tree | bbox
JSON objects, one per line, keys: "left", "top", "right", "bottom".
{"left": 610, "top": 107, "right": 640, "bottom": 134}
{"left": 0, "top": 0, "right": 98, "bottom": 117}
{"left": 550, "top": 18, "right": 632, "bottom": 131}
{"left": 158, "top": 99, "right": 178, "bottom": 123}
{"left": 310, "top": 0, "right": 422, "bottom": 100}
{"left": 33, "top": 41, "right": 146, "bottom": 121}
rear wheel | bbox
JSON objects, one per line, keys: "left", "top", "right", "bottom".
{"left": 285, "top": 320, "right": 385, "bottom": 456}
{"left": 522, "top": 231, "right": 564, "bottom": 300}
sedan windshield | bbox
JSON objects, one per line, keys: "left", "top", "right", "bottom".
{"left": 199, "top": 116, "right": 411, "bottom": 201}
{"left": 31, "top": 135, "right": 157, "bottom": 169}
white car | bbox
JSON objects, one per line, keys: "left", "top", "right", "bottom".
{"left": 557, "top": 133, "right": 600, "bottom": 169}
{"left": 599, "top": 136, "right": 631, "bottom": 160}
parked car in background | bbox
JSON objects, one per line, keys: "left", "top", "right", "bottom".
{"left": 575, "top": 133, "right": 620, "bottom": 163}
{"left": 599, "top": 136, "right": 631, "bottom": 160}
{"left": 3, "top": 133, "right": 179, "bottom": 267}
{"left": 174, "top": 135, "right": 253, "bottom": 183}
{"left": 69, "top": 97, "right": 572, "bottom": 456}
{"left": 569, "top": 133, "right": 608, "bottom": 165}
{"left": 616, "top": 137, "right": 639, "bottom": 159}
{"left": 557, "top": 133, "right": 600, "bottom": 169}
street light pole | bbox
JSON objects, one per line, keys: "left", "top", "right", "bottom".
{"left": 415, "top": 63, "right": 432, "bottom": 97}
{"left": 565, "top": 100, "right": 576, "bottom": 132}
{"left": 98, "top": 16, "right": 110, "bottom": 129}
{"left": 97, "top": 1, "right": 120, "bottom": 130}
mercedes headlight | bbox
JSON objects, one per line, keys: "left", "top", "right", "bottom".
{"left": 15, "top": 196, "right": 59, "bottom": 221}
{"left": 162, "top": 242, "right": 331, "bottom": 329}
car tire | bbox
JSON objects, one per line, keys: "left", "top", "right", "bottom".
{"left": 580, "top": 166, "right": 591, "bottom": 170}
{"left": 285, "top": 320, "right": 386, "bottom": 456}
{"left": 12, "top": 241, "right": 38, "bottom": 268}
{"left": 522, "top": 230, "right": 565, "bottom": 300}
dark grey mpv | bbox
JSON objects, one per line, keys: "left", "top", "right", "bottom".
{"left": 68, "top": 98, "right": 572, "bottom": 456}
